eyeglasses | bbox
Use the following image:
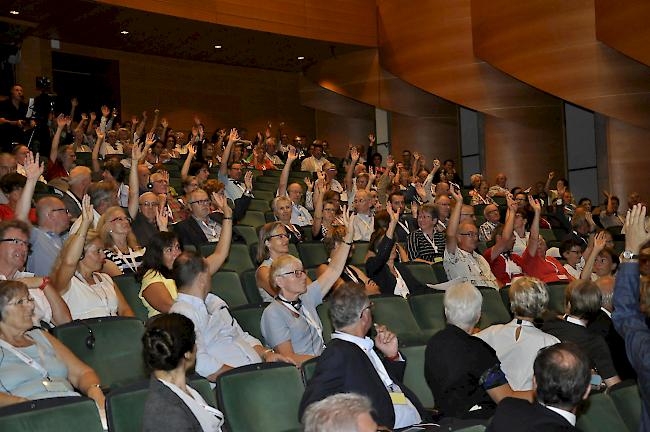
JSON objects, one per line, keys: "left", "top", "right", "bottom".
{"left": 189, "top": 199, "right": 210, "bottom": 206}
{"left": 461, "top": 213, "right": 475, "bottom": 217}
{"left": 110, "top": 216, "right": 131, "bottom": 223}
{"left": 458, "top": 232, "right": 479, "bottom": 238}
{"left": 360, "top": 301, "right": 374, "bottom": 318}
{"left": 7, "top": 296, "right": 35, "bottom": 306}
{"left": 269, "top": 233, "right": 290, "bottom": 240}
{"left": 50, "top": 208, "right": 69, "bottom": 214}
{"left": 0, "top": 238, "right": 30, "bottom": 247}
{"left": 278, "top": 269, "right": 305, "bottom": 278}
{"left": 140, "top": 201, "right": 158, "bottom": 207}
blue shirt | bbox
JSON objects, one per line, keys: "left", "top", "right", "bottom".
{"left": 27, "top": 227, "right": 68, "bottom": 276}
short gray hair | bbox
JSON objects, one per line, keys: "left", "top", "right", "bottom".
{"left": 302, "top": 393, "right": 373, "bottom": 432}
{"left": 329, "top": 283, "right": 368, "bottom": 330}
{"left": 444, "top": 282, "right": 482, "bottom": 331}
{"left": 509, "top": 276, "right": 549, "bottom": 318}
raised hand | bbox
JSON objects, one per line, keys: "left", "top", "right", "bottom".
{"left": 131, "top": 115, "right": 138, "bottom": 125}
{"left": 101, "top": 105, "right": 110, "bottom": 117}
{"left": 287, "top": 146, "right": 298, "bottom": 162}
{"left": 142, "top": 110, "right": 148, "bottom": 118}
{"left": 528, "top": 195, "right": 542, "bottom": 213}
{"left": 548, "top": 171, "right": 555, "bottom": 181}
{"left": 154, "top": 108, "right": 160, "bottom": 115}
{"left": 244, "top": 170, "right": 253, "bottom": 191}
{"left": 161, "top": 118, "right": 168, "bottom": 128}
{"left": 145, "top": 132, "right": 156, "bottom": 148}
{"left": 161, "top": 170, "right": 169, "bottom": 184}
{"left": 112, "top": 108, "right": 118, "bottom": 118}
{"left": 414, "top": 182, "right": 426, "bottom": 199}
{"left": 89, "top": 112, "right": 97, "bottom": 121}
{"left": 131, "top": 141, "right": 144, "bottom": 161}
{"left": 368, "top": 133, "right": 376, "bottom": 144}
{"left": 304, "top": 177, "right": 313, "bottom": 191}
{"left": 316, "top": 170, "right": 326, "bottom": 184}
{"left": 70, "top": 97, "right": 78, "bottom": 108}
{"left": 212, "top": 192, "right": 232, "bottom": 217}
{"left": 95, "top": 127, "right": 105, "bottom": 142}
{"left": 373, "top": 324, "right": 399, "bottom": 358}
{"left": 187, "top": 143, "right": 197, "bottom": 158}
{"left": 593, "top": 231, "right": 608, "bottom": 252}
{"left": 81, "top": 113, "right": 88, "bottom": 121}
{"left": 155, "top": 207, "right": 169, "bottom": 232}
{"left": 350, "top": 147, "right": 360, "bottom": 162}
{"left": 56, "top": 114, "right": 67, "bottom": 129}
{"left": 506, "top": 193, "right": 517, "bottom": 210}
{"left": 386, "top": 155, "right": 395, "bottom": 170}
{"left": 450, "top": 185, "right": 463, "bottom": 203}
{"left": 432, "top": 159, "right": 441, "bottom": 171}
{"left": 228, "top": 128, "right": 239, "bottom": 143}
{"left": 193, "top": 115, "right": 201, "bottom": 126}
{"left": 81, "top": 194, "right": 94, "bottom": 226}
{"left": 24, "top": 151, "right": 44, "bottom": 181}
{"left": 341, "top": 205, "right": 355, "bottom": 231}
{"left": 624, "top": 205, "right": 650, "bottom": 254}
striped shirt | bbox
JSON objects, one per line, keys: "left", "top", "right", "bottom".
{"left": 407, "top": 229, "right": 443, "bottom": 262}
{"left": 104, "top": 247, "right": 146, "bottom": 274}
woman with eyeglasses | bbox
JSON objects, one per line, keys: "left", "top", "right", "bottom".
{"left": 260, "top": 209, "right": 356, "bottom": 366}
{"left": 52, "top": 196, "right": 134, "bottom": 320}
{"left": 96, "top": 206, "right": 158, "bottom": 276}
{"left": 311, "top": 180, "right": 342, "bottom": 241}
{"left": 407, "top": 204, "right": 443, "bottom": 264}
{"left": 272, "top": 196, "right": 304, "bottom": 243}
{"left": 0, "top": 280, "right": 105, "bottom": 412}
{"left": 137, "top": 203, "right": 233, "bottom": 318}
{"left": 256, "top": 222, "right": 291, "bottom": 302}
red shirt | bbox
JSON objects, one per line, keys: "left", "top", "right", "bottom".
{"left": 483, "top": 246, "right": 524, "bottom": 287}
{"left": 520, "top": 248, "right": 574, "bottom": 283}
{"left": 45, "top": 158, "right": 68, "bottom": 181}
{"left": 0, "top": 205, "right": 37, "bottom": 223}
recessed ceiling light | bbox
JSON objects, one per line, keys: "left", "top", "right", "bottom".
{"left": 297, "top": 56, "right": 305, "bottom": 60}
{"left": 120, "top": 30, "right": 129, "bottom": 35}
{"left": 9, "top": 10, "right": 19, "bottom": 15}
{"left": 214, "top": 45, "right": 222, "bottom": 49}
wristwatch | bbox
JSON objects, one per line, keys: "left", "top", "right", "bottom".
{"left": 622, "top": 250, "right": 639, "bottom": 261}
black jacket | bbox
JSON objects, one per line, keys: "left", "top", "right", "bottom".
{"left": 365, "top": 235, "right": 428, "bottom": 296}
{"left": 142, "top": 377, "right": 202, "bottom": 432}
{"left": 486, "top": 397, "right": 579, "bottom": 432}
{"left": 299, "top": 338, "right": 425, "bottom": 429}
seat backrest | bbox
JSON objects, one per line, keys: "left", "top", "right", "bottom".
{"left": 0, "top": 397, "right": 103, "bottom": 432}
{"left": 431, "top": 261, "right": 449, "bottom": 283}
{"left": 372, "top": 296, "right": 428, "bottom": 346}
{"left": 301, "top": 356, "right": 319, "bottom": 384}
{"left": 297, "top": 242, "right": 329, "bottom": 268}
{"left": 316, "top": 302, "right": 333, "bottom": 344}
{"left": 609, "top": 382, "right": 642, "bottom": 432}
{"left": 400, "top": 345, "right": 435, "bottom": 410}
{"left": 288, "top": 243, "right": 300, "bottom": 259}
{"left": 477, "top": 288, "right": 512, "bottom": 329}
{"left": 238, "top": 210, "right": 267, "bottom": 228}
{"left": 398, "top": 262, "right": 438, "bottom": 286}
{"left": 350, "top": 242, "right": 370, "bottom": 266}
{"left": 546, "top": 282, "right": 568, "bottom": 313}
{"left": 210, "top": 271, "right": 249, "bottom": 307}
{"left": 113, "top": 274, "right": 149, "bottom": 322}
{"left": 233, "top": 225, "right": 259, "bottom": 245}
{"left": 230, "top": 304, "right": 267, "bottom": 345}
{"left": 240, "top": 268, "right": 264, "bottom": 304}
{"left": 216, "top": 363, "right": 305, "bottom": 432}
{"left": 253, "top": 190, "right": 275, "bottom": 203}
{"left": 247, "top": 198, "right": 271, "bottom": 212}
{"left": 576, "top": 391, "right": 629, "bottom": 432}
{"left": 52, "top": 317, "right": 146, "bottom": 389}
{"left": 408, "top": 293, "right": 446, "bottom": 335}
{"left": 539, "top": 228, "right": 557, "bottom": 242}
{"left": 220, "top": 243, "right": 255, "bottom": 273}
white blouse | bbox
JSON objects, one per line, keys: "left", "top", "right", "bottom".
{"left": 62, "top": 272, "right": 118, "bottom": 320}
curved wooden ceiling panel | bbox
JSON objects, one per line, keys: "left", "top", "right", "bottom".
{"left": 471, "top": 0, "right": 650, "bottom": 129}
{"left": 595, "top": 0, "right": 650, "bottom": 68}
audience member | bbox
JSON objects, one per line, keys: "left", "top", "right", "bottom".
{"left": 217, "top": 129, "right": 247, "bottom": 201}
{"left": 612, "top": 204, "right": 650, "bottom": 431}
{"left": 580, "top": 231, "right": 619, "bottom": 280}
{"left": 302, "top": 393, "right": 378, "bottom": 432}
{"left": 352, "top": 190, "right": 374, "bottom": 242}
{"left": 169, "top": 251, "right": 291, "bottom": 381}
{"left": 256, "top": 222, "right": 292, "bottom": 302}
{"left": 407, "top": 203, "right": 443, "bottom": 264}
{"left": 541, "top": 279, "right": 621, "bottom": 388}
{"left": 271, "top": 195, "right": 304, "bottom": 243}
{"left": 301, "top": 143, "right": 328, "bottom": 173}
{"left": 299, "top": 282, "right": 424, "bottom": 429}
{"left": 425, "top": 282, "right": 529, "bottom": 421}
{"left": 260, "top": 209, "right": 355, "bottom": 365}
{"left": 0, "top": 280, "right": 104, "bottom": 410}
{"left": 488, "top": 173, "right": 509, "bottom": 198}
{"left": 97, "top": 206, "right": 146, "bottom": 275}
{"left": 486, "top": 343, "right": 591, "bottom": 432}
{"left": 479, "top": 203, "right": 500, "bottom": 242}
{"left": 45, "top": 115, "right": 76, "bottom": 181}
{"left": 277, "top": 147, "right": 313, "bottom": 226}
{"left": 141, "top": 313, "right": 224, "bottom": 431}
{"left": 476, "top": 277, "right": 560, "bottom": 390}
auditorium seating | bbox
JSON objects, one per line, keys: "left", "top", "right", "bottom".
{"left": 576, "top": 391, "right": 629, "bottom": 432}
{"left": 216, "top": 362, "right": 304, "bottom": 432}
{"left": 113, "top": 274, "right": 150, "bottom": 322}
{"left": 210, "top": 271, "right": 249, "bottom": 307}
{"left": 0, "top": 397, "right": 103, "bottom": 432}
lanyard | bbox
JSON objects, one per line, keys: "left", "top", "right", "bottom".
{"left": 113, "top": 246, "right": 139, "bottom": 273}
{"left": 398, "top": 220, "right": 410, "bottom": 235}
{"left": 343, "top": 266, "right": 360, "bottom": 284}
{"left": 74, "top": 272, "right": 112, "bottom": 312}
{"left": 277, "top": 299, "right": 324, "bottom": 344}
{"left": 421, "top": 230, "right": 438, "bottom": 253}
{"left": 0, "top": 337, "right": 49, "bottom": 377}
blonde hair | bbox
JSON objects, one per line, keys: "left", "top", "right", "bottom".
{"left": 269, "top": 254, "right": 302, "bottom": 290}
{"left": 96, "top": 206, "right": 140, "bottom": 249}
{"left": 53, "top": 229, "right": 103, "bottom": 271}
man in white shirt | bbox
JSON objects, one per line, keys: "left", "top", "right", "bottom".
{"left": 444, "top": 187, "right": 499, "bottom": 289}
{"left": 169, "top": 252, "right": 291, "bottom": 382}
{"left": 487, "top": 343, "right": 592, "bottom": 432}
{"left": 488, "top": 173, "right": 509, "bottom": 198}
{"left": 299, "top": 283, "right": 423, "bottom": 430}
{"left": 352, "top": 190, "right": 374, "bottom": 242}
{"left": 301, "top": 143, "right": 329, "bottom": 173}
{"left": 276, "top": 147, "right": 313, "bottom": 227}
{"left": 218, "top": 129, "right": 247, "bottom": 201}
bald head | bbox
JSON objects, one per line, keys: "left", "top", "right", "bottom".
{"left": 0, "top": 153, "right": 17, "bottom": 178}
{"left": 496, "top": 173, "right": 507, "bottom": 187}
{"left": 69, "top": 166, "right": 91, "bottom": 184}
{"left": 36, "top": 196, "right": 70, "bottom": 233}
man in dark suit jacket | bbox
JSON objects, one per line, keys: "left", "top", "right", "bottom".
{"left": 487, "top": 343, "right": 591, "bottom": 432}
{"left": 173, "top": 188, "right": 249, "bottom": 250}
{"left": 298, "top": 283, "right": 425, "bottom": 430}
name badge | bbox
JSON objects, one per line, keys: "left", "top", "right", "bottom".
{"left": 389, "top": 392, "right": 407, "bottom": 405}
{"left": 557, "top": 274, "right": 568, "bottom": 280}
{"left": 42, "top": 379, "right": 73, "bottom": 392}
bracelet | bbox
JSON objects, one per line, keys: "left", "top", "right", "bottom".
{"left": 223, "top": 217, "right": 232, "bottom": 220}
{"left": 88, "top": 383, "right": 102, "bottom": 391}
{"left": 386, "top": 352, "right": 400, "bottom": 361}
{"left": 39, "top": 277, "right": 50, "bottom": 291}
{"left": 344, "top": 240, "right": 353, "bottom": 246}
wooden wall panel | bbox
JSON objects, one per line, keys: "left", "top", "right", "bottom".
{"left": 314, "top": 110, "right": 375, "bottom": 155}
{"left": 97, "top": 0, "right": 377, "bottom": 47}
{"left": 595, "top": 0, "right": 650, "bottom": 67}
{"left": 391, "top": 113, "right": 460, "bottom": 169}
{"left": 376, "top": 0, "right": 566, "bottom": 184}
{"left": 17, "top": 37, "right": 315, "bottom": 140}
{"left": 606, "top": 118, "right": 650, "bottom": 206}
{"left": 471, "top": 0, "right": 650, "bottom": 129}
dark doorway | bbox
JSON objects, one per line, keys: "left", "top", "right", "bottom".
{"left": 51, "top": 52, "right": 120, "bottom": 122}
